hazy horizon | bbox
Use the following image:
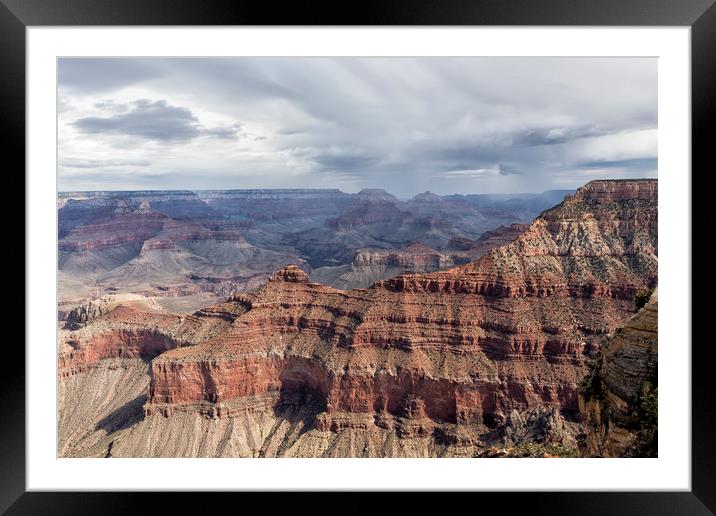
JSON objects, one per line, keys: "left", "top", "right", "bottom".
{"left": 58, "top": 57, "right": 657, "bottom": 196}
{"left": 57, "top": 185, "right": 577, "bottom": 194}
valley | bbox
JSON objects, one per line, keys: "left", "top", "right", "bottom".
{"left": 57, "top": 179, "right": 658, "bottom": 457}
{"left": 58, "top": 187, "right": 565, "bottom": 319}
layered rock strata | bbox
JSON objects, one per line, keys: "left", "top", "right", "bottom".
{"left": 58, "top": 303, "right": 238, "bottom": 378}
{"left": 62, "top": 293, "right": 162, "bottom": 330}
{"left": 310, "top": 242, "right": 473, "bottom": 290}
{"left": 447, "top": 224, "right": 530, "bottom": 257}
{"left": 59, "top": 179, "right": 657, "bottom": 457}
{"left": 59, "top": 187, "right": 563, "bottom": 301}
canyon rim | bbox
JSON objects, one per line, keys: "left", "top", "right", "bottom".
{"left": 57, "top": 57, "right": 658, "bottom": 458}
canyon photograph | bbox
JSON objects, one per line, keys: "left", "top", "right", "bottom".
{"left": 57, "top": 57, "right": 658, "bottom": 458}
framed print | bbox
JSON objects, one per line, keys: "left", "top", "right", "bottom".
{"left": 4, "top": 0, "right": 713, "bottom": 512}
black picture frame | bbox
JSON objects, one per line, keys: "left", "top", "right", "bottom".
{"left": 3, "top": 0, "right": 711, "bottom": 513}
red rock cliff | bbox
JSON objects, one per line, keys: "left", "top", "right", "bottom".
{"left": 62, "top": 179, "right": 658, "bottom": 438}
{"left": 137, "top": 180, "right": 657, "bottom": 428}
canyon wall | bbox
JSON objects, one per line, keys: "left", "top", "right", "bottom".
{"left": 58, "top": 179, "right": 657, "bottom": 457}
{"left": 59, "top": 187, "right": 565, "bottom": 302}
{"left": 579, "top": 288, "right": 658, "bottom": 457}
{"left": 310, "top": 225, "right": 529, "bottom": 290}
{"left": 63, "top": 293, "right": 162, "bottom": 330}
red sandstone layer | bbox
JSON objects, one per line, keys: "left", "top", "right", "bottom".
{"left": 60, "top": 179, "right": 658, "bottom": 435}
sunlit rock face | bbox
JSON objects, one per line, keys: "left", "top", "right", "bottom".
{"left": 58, "top": 180, "right": 657, "bottom": 457}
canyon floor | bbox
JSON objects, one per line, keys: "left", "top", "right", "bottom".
{"left": 57, "top": 180, "right": 658, "bottom": 458}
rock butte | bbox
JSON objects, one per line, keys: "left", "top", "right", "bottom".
{"left": 308, "top": 228, "right": 528, "bottom": 291}
{"left": 58, "top": 179, "right": 657, "bottom": 456}
{"left": 58, "top": 186, "right": 569, "bottom": 303}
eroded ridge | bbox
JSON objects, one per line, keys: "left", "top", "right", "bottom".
{"left": 58, "top": 179, "right": 657, "bottom": 456}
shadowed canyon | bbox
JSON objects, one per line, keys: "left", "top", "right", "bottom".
{"left": 58, "top": 179, "right": 658, "bottom": 457}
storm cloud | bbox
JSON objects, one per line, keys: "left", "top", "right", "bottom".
{"left": 72, "top": 99, "right": 239, "bottom": 142}
{"left": 58, "top": 57, "right": 657, "bottom": 195}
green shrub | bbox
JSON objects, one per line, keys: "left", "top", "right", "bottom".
{"left": 510, "top": 442, "right": 579, "bottom": 458}
{"left": 578, "top": 351, "right": 604, "bottom": 400}
{"left": 628, "top": 381, "right": 657, "bottom": 430}
{"left": 626, "top": 381, "right": 658, "bottom": 458}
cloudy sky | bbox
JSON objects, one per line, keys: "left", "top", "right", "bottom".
{"left": 58, "top": 57, "right": 657, "bottom": 196}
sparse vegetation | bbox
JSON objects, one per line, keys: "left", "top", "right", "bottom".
{"left": 578, "top": 350, "right": 604, "bottom": 399}
{"left": 625, "top": 380, "right": 658, "bottom": 457}
{"left": 510, "top": 441, "right": 579, "bottom": 458}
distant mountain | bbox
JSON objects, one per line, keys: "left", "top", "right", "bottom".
{"left": 58, "top": 188, "right": 561, "bottom": 299}
{"left": 57, "top": 179, "right": 657, "bottom": 458}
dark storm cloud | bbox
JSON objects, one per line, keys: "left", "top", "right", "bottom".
{"left": 313, "top": 154, "right": 381, "bottom": 173}
{"left": 59, "top": 57, "right": 658, "bottom": 194}
{"left": 73, "top": 99, "right": 199, "bottom": 141}
{"left": 437, "top": 162, "right": 522, "bottom": 180}
{"left": 498, "top": 163, "right": 523, "bottom": 176}
{"left": 72, "top": 99, "right": 238, "bottom": 142}
{"left": 427, "top": 144, "right": 503, "bottom": 167}
{"left": 416, "top": 143, "right": 525, "bottom": 180}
